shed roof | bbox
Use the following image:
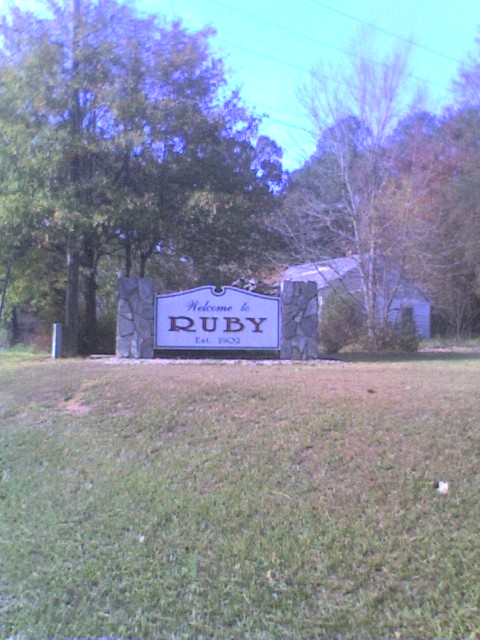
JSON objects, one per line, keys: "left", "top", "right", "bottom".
{"left": 283, "top": 256, "right": 360, "bottom": 290}
{"left": 283, "top": 255, "right": 432, "bottom": 303}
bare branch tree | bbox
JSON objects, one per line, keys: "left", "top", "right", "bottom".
{"left": 279, "top": 31, "right": 426, "bottom": 345}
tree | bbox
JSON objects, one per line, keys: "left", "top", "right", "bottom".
{"left": 176, "top": 132, "right": 283, "bottom": 284}
{"left": 0, "top": 61, "right": 58, "bottom": 326}
{"left": 453, "top": 27, "right": 480, "bottom": 107}
{"left": 446, "top": 36, "right": 480, "bottom": 336}
{"left": 420, "top": 108, "right": 480, "bottom": 337}
{"left": 375, "top": 104, "right": 480, "bottom": 339}
{"left": 277, "top": 37, "right": 424, "bottom": 347}
{"left": 0, "top": 0, "right": 282, "bottom": 353}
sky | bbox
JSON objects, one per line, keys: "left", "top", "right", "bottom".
{"left": 137, "top": 0, "right": 480, "bottom": 170}
{"left": 9, "top": 0, "right": 480, "bottom": 170}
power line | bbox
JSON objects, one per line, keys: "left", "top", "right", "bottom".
{"left": 166, "top": 4, "right": 451, "bottom": 119}
{"left": 214, "top": 35, "right": 426, "bottom": 120}
{"left": 165, "top": 16, "right": 328, "bottom": 137}
{"left": 212, "top": 38, "right": 424, "bottom": 138}
{"left": 305, "top": 0, "right": 462, "bottom": 64}
{"left": 215, "top": 37, "right": 311, "bottom": 75}
{"left": 164, "top": 3, "right": 450, "bottom": 144}
{"left": 203, "top": 0, "right": 451, "bottom": 92}
{"left": 254, "top": 101, "right": 304, "bottom": 121}
{"left": 263, "top": 115, "right": 313, "bottom": 135}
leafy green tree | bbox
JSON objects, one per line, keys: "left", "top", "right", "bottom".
{"left": 176, "top": 132, "right": 283, "bottom": 284}
{"left": 0, "top": 0, "right": 282, "bottom": 353}
{"left": 0, "top": 63, "right": 57, "bottom": 325}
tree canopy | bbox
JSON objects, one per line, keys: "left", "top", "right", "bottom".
{"left": 274, "top": 33, "right": 480, "bottom": 345}
{"left": 3, "top": 6, "right": 480, "bottom": 352}
{"left": 0, "top": 0, "right": 283, "bottom": 352}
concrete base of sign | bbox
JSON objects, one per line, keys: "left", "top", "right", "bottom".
{"left": 116, "top": 278, "right": 318, "bottom": 360}
{"left": 281, "top": 281, "right": 318, "bottom": 360}
{"left": 116, "top": 277, "right": 154, "bottom": 358}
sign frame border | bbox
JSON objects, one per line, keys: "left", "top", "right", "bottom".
{"left": 154, "top": 285, "right": 281, "bottom": 351}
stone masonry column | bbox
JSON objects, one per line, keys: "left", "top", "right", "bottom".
{"left": 281, "top": 280, "right": 318, "bottom": 360}
{"left": 116, "top": 277, "right": 154, "bottom": 358}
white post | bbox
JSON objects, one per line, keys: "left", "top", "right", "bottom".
{"left": 52, "top": 323, "right": 63, "bottom": 359}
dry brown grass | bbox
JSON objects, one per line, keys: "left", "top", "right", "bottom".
{"left": 1, "top": 353, "right": 480, "bottom": 638}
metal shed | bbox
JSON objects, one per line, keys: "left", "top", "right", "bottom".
{"left": 283, "top": 255, "right": 432, "bottom": 339}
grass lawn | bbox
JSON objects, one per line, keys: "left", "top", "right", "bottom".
{"left": 1, "top": 351, "right": 480, "bottom": 639}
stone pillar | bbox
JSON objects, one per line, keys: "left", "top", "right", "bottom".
{"left": 116, "top": 277, "right": 154, "bottom": 358}
{"left": 281, "top": 281, "right": 318, "bottom": 360}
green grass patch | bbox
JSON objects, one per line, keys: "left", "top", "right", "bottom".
{"left": 0, "top": 344, "right": 49, "bottom": 361}
{"left": 1, "top": 357, "right": 480, "bottom": 638}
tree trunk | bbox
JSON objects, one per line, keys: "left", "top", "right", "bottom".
{"left": 82, "top": 238, "right": 98, "bottom": 355}
{"left": 0, "top": 264, "right": 12, "bottom": 324}
{"left": 140, "top": 254, "right": 147, "bottom": 278}
{"left": 83, "top": 274, "right": 97, "bottom": 354}
{"left": 65, "top": 0, "right": 82, "bottom": 356}
{"left": 10, "top": 306, "right": 19, "bottom": 345}
{"left": 65, "top": 233, "right": 80, "bottom": 356}
{"left": 139, "top": 245, "right": 154, "bottom": 278}
{"left": 125, "top": 235, "right": 132, "bottom": 277}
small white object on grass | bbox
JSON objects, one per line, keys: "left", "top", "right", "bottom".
{"left": 436, "top": 481, "right": 449, "bottom": 495}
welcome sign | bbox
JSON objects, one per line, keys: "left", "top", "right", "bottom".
{"left": 155, "top": 286, "right": 280, "bottom": 350}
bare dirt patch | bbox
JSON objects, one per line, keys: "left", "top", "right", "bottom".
{"left": 57, "top": 394, "right": 90, "bottom": 417}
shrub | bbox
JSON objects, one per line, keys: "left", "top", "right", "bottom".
{"left": 372, "top": 326, "right": 420, "bottom": 352}
{"left": 321, "top": 294, "right": 420, "bottom": 353}
{"left": 96, "top": 312, "right": 116, "bottom": 354}
{"left": 320, "top": 290, "right": 363, "bottom": 353}
{"left": 0, "top": 325, "right": 10, "bottom": 349}
{"left": 361, "top": 310, "right": 420, "bottom": 352}
{"left": 392, "top": 309, "right": 420, "bottom": 351}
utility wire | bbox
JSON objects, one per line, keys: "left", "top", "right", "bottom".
{"left": 203, "top": 0, "right": 451, "bottom": 91}
{"left": 263, "top": 115, "right": 313, "bottom": 135}
{"left": 305, "top": 0, "right": 462, "bottom": 64}
{"left": 168, "top": 3, "right": 449, "bottom": 140}
{"left": 216, "top": 36, "right": 420, "bottom": 124}
{"left": 215, "top": 37, "right": 311, "bottom": 75}
{"left": 254, "top": 101, "right": 304, "bottom": 120}
{"left": 166, "top": 15, "right": 322, "bottom": 137}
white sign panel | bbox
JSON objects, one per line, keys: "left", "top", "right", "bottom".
{"left": 155, "top": 286, "right": 280, "bottom": 350}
